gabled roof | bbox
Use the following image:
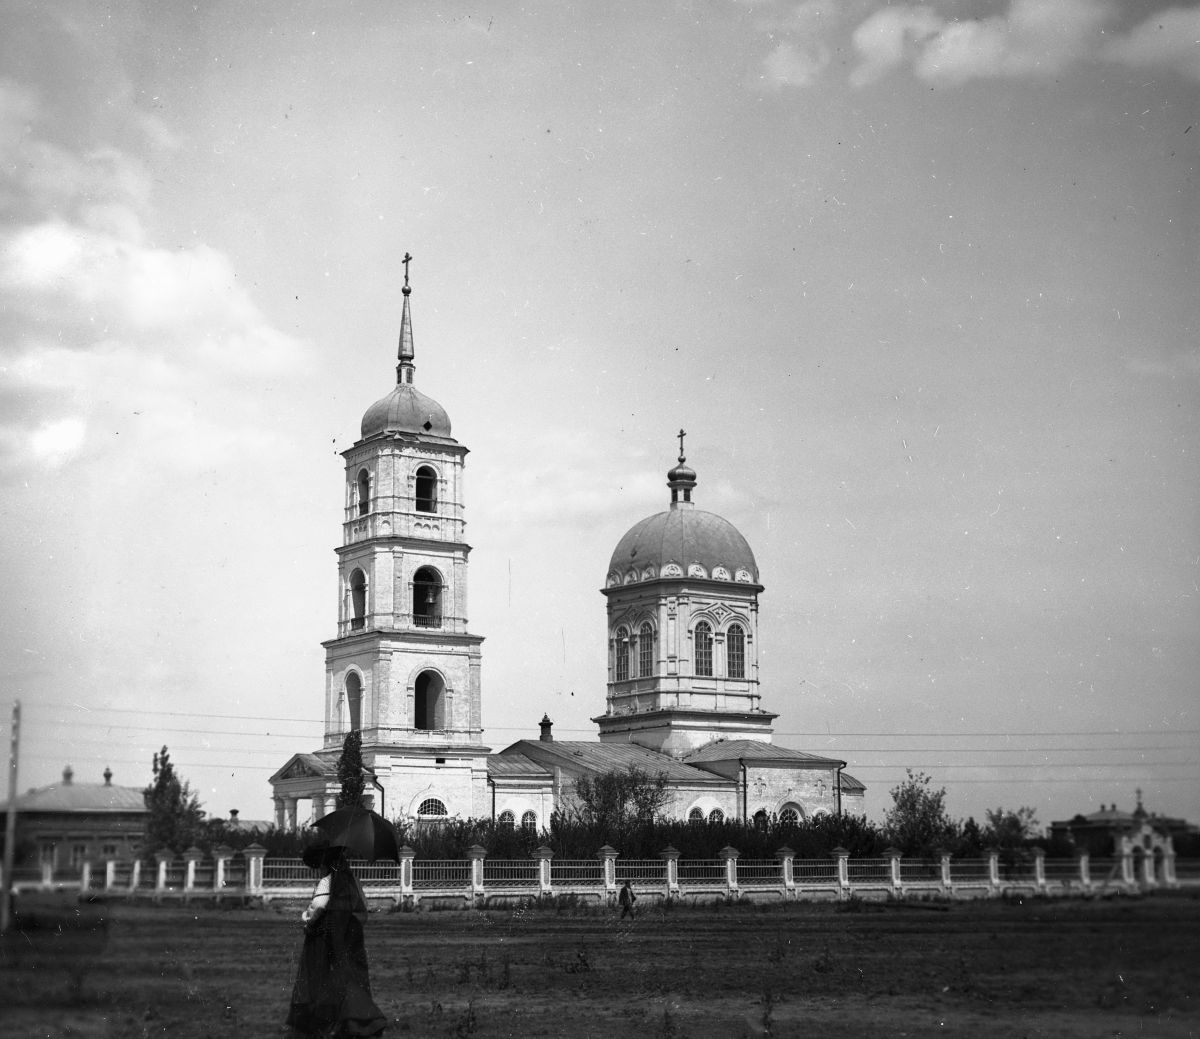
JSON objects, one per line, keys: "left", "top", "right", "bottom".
{"left": 269, "top": 753, "right": 334, "bottom": 784}
{"left": 682, "top": 740, "right": 846, "bottom": 769}
{"left": 5, "top": 780, "right": 147, "bottom": 814}
{"left": 496, "top": 740, "right": 726, "bottom": 786}
{"left": 486, "top": 751, "right": 552, "bottom": 778}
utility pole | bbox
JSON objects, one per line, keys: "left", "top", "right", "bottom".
{"left": 2, "top": 700, "right": 19, "bottom": 933}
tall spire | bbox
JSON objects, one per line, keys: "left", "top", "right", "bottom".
{"left": 397, "top": 251, "right": 415, "bottom": 385}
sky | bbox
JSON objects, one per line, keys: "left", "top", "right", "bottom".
{"left": 1, "top": 0, "right": 1197, "bottom": 833}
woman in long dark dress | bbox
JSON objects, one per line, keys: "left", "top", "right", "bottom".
{"left": 286, "top": 843, "right": 387, "bottom": 1038}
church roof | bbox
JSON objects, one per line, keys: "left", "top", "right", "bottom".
{"left": 4, "top": 769, "right": 146, "bottom": 814}
{"left": 609, "top": 508, "right": 758, "bottom": 584}
{"left": 486, "top": 752, "right": 552, "bottom": 778}
{"left": 496, "top": 740, "right": 727, "bottom": 785}
{"left": 682, "top": 740, "right": 846, "bottom": 769}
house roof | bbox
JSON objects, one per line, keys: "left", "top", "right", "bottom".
{"left": 496, "top": 740, "right": 726, "bottom": 785}
{"left": 5, "top": 777, "right": 147, "bottom": 814}
{"left": 682, "top": 740, "right": 846, "bottom": 770}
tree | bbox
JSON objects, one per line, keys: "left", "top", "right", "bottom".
{"left": 142, "top": 746, "right": 205, "bottom": 852}
{"left": 570, "top": 767, "right": 671, "bottom": 829}
{"left": 883, "top": 769, "right": 956, "bottom": 858}
{"left": 336, "top": 730, "right": 365, "bottom": 809}
{"left": 984, "top": 806, "right": 1039, "bottom": 866}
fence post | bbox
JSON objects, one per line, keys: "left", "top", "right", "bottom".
{"left": 719, "top": 846, "right": 739, "bottom": 899}
{"left": 1073, "top": 850, "right": 1089, "bottom": 890}
{"left": 129, "top": 859, "right": 142, "bottom": 892}
{"left": 467, "top": 845, "right": 486, "bottom": 904}
{"left": 243, "top": 844, "right": 267, "bottom": 896}
{"left": 1032, "top": 847, "right": 1046, "bottom": 890}
{"left": 535, "top": 846, "right": 554, "bottom": 897}
{"left": 938, "top": 850, "right": 952, "bottom": 893}
{"left": 598, "top": 845, "right": 619, "bottom": 903}
{"left": 80, "top": 859, "right": 92, "bottom": 893}
{"left": 832, "top": 847, "right": 850, "bottom": 899}
{"left": 885, "top": 847, "right": 903, "bottom": 896}
{"left": 986, "top": 849, "right": 1001, "bottom": 894}
{"left": 41, "top": 858, "right": 52, "bottom": 888}
{"left": 660, "top": 846, "right": 680, "bottom": 899}
{"left": 398, "top": 846, "right": 415, "bottom": 905}
{"left": 1163, "top": 843, "right": 1178, "bottom": 887}
{"left": 155, "top": 849, "right": 173, "bottom": 897}
{"left": 105, "top": 859, "right": 117, "bottom": 892}
{"left": 1119, "top": 847, "right": 1135, "bottom": 887}
{"left": 184, "top": 846, "right": 204, "bottom": 893}
{"left": 776, "top": 846, "right": 795, "bottom": 899}
{"left": 213, "top": 844, "right": 233, "bottom": 892}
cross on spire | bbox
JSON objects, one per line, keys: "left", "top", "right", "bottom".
{"left": 402, "top": 251, "right": 413, "bottom": 295}
{"left": 677, "top": 428, "right": 686, "bottom": 462}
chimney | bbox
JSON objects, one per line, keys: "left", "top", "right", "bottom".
{"left": 230, "top": 809, "right": 240, "bottom": 824}
{"left": 62, "top": 764, "right": 74, "bottom": 785}
{"left": 103, "top": 767, "right": 112, "bottom": 786}
{"left": 539, "top": 714, "right": 554, "bottom": 742}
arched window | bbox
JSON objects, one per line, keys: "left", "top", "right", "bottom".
{"left": 349, "top": 569, "right": 367, "bottom": 631}
{"left": 694, "top": 621, "right": 713, "bottom": 677}
{"left": 614, "top": 626, "right": 630, "bottom": 682}
{"left": 356, "top": 469, "right": 371, "bottom": 516}
{"left": 521, "top": 811, "right": 537, "bottom": 834}
{"left": 707, "top": 808, "right": 724, "bottom": 824}
{"left": 413, "top": 567, "right": 442, "bottom": 628}
{"left": 345, "top": 671, "right": 363, "bottom": 732}
{"left": 726, "top": 623, "right": 745, "bottom": 679}
{"left": 688, "top": 807, "right": 704, "bottom": 824}
{"left": 418, "top": 798, "right": 447, "bottom": 818}
{"left": 779, "top": 805, "right": 801, "bottom": 828}
{"left": 638, "top": 622, "right": 654, "bottom": 677}
{"left": 415, "top": 466, "right": 438, "bottom": 513}
{"left": 753, "top": 809, "right": 768, "bottom": 830}
{"left": 498, "top": 811, "right": 515, "bottom": 829}
{"left": 414, "top": 670, "right": 445, "bottom": 730}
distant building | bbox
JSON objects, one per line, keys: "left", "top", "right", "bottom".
{"left": 1, "top": 765, "right": 146, "bottom": 876}
{"left": 1049, "top": 790, "right": 1195, "bottom": 858}
{"left": 270, "top": 267, "right": 864, "bottom": 828}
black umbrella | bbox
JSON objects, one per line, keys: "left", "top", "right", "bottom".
{"left": 312, "top": 805, "right": 401, "bottom": 863}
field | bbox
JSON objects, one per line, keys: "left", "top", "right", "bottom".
{"left": 2, "top": 890, "right": 1198, "bottom": 1038}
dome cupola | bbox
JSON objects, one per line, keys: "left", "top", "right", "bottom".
{"left": 359, "top": 253, "right": 454, "bottom": 441}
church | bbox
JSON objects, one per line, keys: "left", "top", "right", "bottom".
{"left": 270, "top": 267, "right": 864, "bottom": 830}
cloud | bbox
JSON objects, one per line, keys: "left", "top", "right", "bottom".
{"left": 0, "top": 79, "right": 309, "bottom": 480}
{"left": 1104, "top": 6, "right": 1200, "bottom": 81}
{"left": 762, "top": 40, "right": 832, "bottom": 87}
{"left": 845, "top": 0, "right": 1200, "bottom": 87}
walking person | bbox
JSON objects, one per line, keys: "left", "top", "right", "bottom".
{"left": 286, "top": 840, "right": 387, "bottom": 1038}
{"left": 618, "top": 878, "right": 637, "bottom": 919}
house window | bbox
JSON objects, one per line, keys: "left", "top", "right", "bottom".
{"left": 418, "top": 798, "right": 448, "bottom": 817}
{"left": 688, "top": 808, "right": 704, "bottom": 824}
{"left": 694, "top": 621, "right": 713, "bottom": 677}
{"left": 727, "top": 624, "right": 745, "bottom": 679}
{"left": 345, "top": 671, "right": 363, "bottom": 732}
{"left": 414, "top": 670, "right": 445, "bottom": 730}
{"left": 356, "top": 469, "right": 371, "bottom": 516}
{"left": 413, "top": 566, "right": 442, "bottom": 628}
{"left": 708, "top": 809, "right": 724, "bottom": 824}
{"left": 521, "top": 811, "right": 537, "bottom": 833}
{"left": 415, "top": 466, "right": 438, "bottom": 513}
{"left": 614, "top": 626, "right": 630, "bottom": 682}
{"left": 349, "top": 569, "right": 367, "bottom": 630}
{"left": 498, "top": 811, "right": 515, "bottom": 829}
{"left": 638, "top": 622, "right": 654, "bottom": 677}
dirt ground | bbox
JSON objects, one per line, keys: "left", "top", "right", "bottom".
{"left": 2, "top": 889, "right": 1197, "bottom": 1038}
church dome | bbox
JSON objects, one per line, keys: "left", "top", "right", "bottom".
{"left": 360, "top": 383, "right": 452, "bottom": 440}
{"left": 608, "top": 508, "right": 759, "bottom": 584}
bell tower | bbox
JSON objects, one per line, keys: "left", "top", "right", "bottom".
{"left": 321, "top": 257, "right": 489, "bottom": 821}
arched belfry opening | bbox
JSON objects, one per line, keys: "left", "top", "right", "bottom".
{"left": 345, "top": 671, "right": 363, "bottom": 732}
{"left": 414, "top": 670, "right": 446, "bottom": 730}
{"left": 357, "top": 469, "right": 371, "bottom": 516}
{"left": 349, "top": 569, "right": 367, "bottom": 630}
{"left": 415, "top": 465, "right": 438, "bottom": 513}
{"left": 412, "top": 566, "right": 443, "bottom": 627}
